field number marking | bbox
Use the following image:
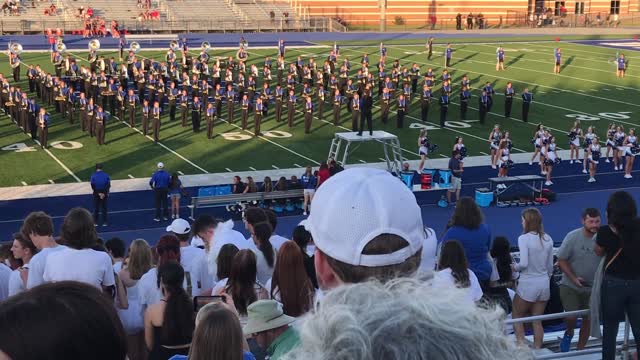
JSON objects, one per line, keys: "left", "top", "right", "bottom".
{"left": 3, "top": 141, "right": 84, "bottom": 152}
{"left": 221, "top": 130, "right": 293, "bottom": 141}
{"left": 565, "top": 112, "right": 632, "bottom": 122}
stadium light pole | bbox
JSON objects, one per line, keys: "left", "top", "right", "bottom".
{"left": 379, "top": 0, "right": 387, "bottom": 32}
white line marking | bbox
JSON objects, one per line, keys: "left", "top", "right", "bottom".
{"left": 617, "top": 88, "right": 625, "bottom": 90}
{"left": 33, "top": 140, "right": 82, "bottom": 182}
{"left": 225, "top": 168, "right": 233, "bottom": 172}
{"left": 178, "top": 171, "right": 185, "bottom": 175}
{"left": 439, "top": 154, "right": 448, "bottom": 158}
{"left": 359, "top": 160, "right": 367, "bottom": 163}
{"left": 379, "top": 157, "right": 387, "bottom": 162}
{"left": 603, "top": 88, "right": 611, "bottom": 91}
{"left": 293, "top": 163, "right": 302, "bottom": 168}
{"left": 480, "top": 151, "right": 490, "bottom": 155}
{"left": 272, "top": 165, "right": 280, "bottom": 169}
{"left": 48, "top": 179, "right": 55, "bottom": 184}
{"left": 21, "top": 181, "right": 27, "bottom": 186}
{"left": 249, "top": 166, "right": 257, "bottom": 171}
{"left": 128, "top": 174, "right": 135, "bottom": 179}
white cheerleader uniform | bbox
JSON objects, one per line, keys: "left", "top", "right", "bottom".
{"left": 455, "top": 143, "right": 466, "bottom": 161}
{"left": 490, "top": 131, "right": 501, "bottom": 151}
{"left": 615, "top": 131, "right": 626, "bottom": 151}
{"left": 606, "top": 129, "right": 616, "bottom": 147}
{"left": 570, "top": 128, "right": 582, "bottom": 147}
{"left": 625, "top": 135, "right": 638, "bottom": 156}
{"left": 583, "top": 132, "right": 595, "bottom": 150}
{"left": 498, "top": 148, "right": 510, "bottom": 168}
{"left": 589, "top": 144, "right": 601, "bottom": 164}
{"left": 534, "top": 130, "right": 545, "bottom": 149}
{"left": 545, "top": 143, "right": 557, "bottom": 165}
{"left": 419, "top": 136, "right": 429, "bottom": 156}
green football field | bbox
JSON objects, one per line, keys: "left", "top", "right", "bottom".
{"left": 0, "top": 37, "right": 638, "bottom": 187}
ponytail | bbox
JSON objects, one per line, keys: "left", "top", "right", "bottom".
{"left": 254, "top": 222, "right": 274, "bottom": 267}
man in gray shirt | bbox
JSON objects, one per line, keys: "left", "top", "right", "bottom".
{"left": 557, "top": 208, "right": 602, "bottom": 352}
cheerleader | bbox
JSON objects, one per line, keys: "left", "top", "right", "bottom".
{"left": 622, "top": 129, "right": 638, "bottom": 179}
{"left": 418, "top": 129, "right": 429, "bottom": 172}
{"left": 544, "top": 135, "right": 559, "bottom": 186}
{"left": 605, "top": 123, "right": 616, "bottom": 163}
{"left": 582, "top": 126, "right": 596, "bottom": 174}
{"left": 539, "top": 130, "right": 550, "bottom": 176}
{"left": 529, "top": 124, "right": 545, "bottom": 165}
{"left": 496, "top": 139, "right": 511, "bottom": 183}
{"left": 568, "top": 120, "right": 582, "bottom": 164}
{"left": 613, "top": 125, "right": 626, "bottom": 171}
{"left": 504, "top": 131, "right": 513, "bottom": 151}
{"left": 587, "top": 135, "right": 601, "bottom": 183}
{"left": 489, "top": 125, "right": 502, "bottom": 169}
{"left": 453, "top": 136, "right": 466, "bottom": 169}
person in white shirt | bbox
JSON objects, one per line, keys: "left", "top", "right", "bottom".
{"left": 138, "top": 234, "right": 185, "bottom": 309}
{"left": 432, "top": 240, "right": 483, "bottom": 303}
{"left": 166, "top": 218, "right": 204, "bottom": 294}
{"left": 206, "top": 243, "right": 239, "bottom": 295}
{"left": 244, "top": 208, "right": 277, "bottom": 285}
{"left": 8, "top": 232, "right": 38, "bottom": 297}
{"left": 265, "top": 209, "right": 289, "bottom": 252}
{"left": 105, "top": 237, "right": 126, "bottom": 274}
{"left": 512, "top": 208, "right": 554, "bottom": 349}
{"left": 189, "top": 215, "right": 218, "bottom": 296}
{"left": 43, "top": 208, "right": 115, "bottom": 292}
{"left": 20, "top": 211, "right": 67, "bottom": 289}
{"left": 0, "top": 261, "right": 10, "bottom": 301}
{"left": 419, "top": 227, "right": 438, "bottom": 274}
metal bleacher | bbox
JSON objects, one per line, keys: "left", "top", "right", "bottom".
{"left": 235, "top": 0, "right": 296, "bottom": 22}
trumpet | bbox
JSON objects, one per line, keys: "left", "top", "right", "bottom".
{"left": 201, "top": 41, "right": 211, "bottom": 53}
{"left": 88, "top": 39, "right": 101, "bottom": 51}
{"left": 8, "top": 42, "right": 23, "bottom": 55}
{"left": 169, "top": 40, "right": 179, "bottom": 52}
{"left": 129, "top": 41, "right": 141, "bottom": 53}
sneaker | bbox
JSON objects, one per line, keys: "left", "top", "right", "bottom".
{"left": 624, "top": 174, "right": 633, "bottom": 179}
{"left": 545, "top": 181, "right": 553, "bottom": 186}
{"left": 605, "top": 159, "right": 610, "bottom": 163}
{"left": 541, "top": 171, "right": 547, "bottom": 175}
{"left": 303, "top": 211, "right": 308, "bottom": 216}
{"left": 529, "top": 161, "right": 533, "bottom": 165}
{"left": 102, "top": 223, "right": 108, "bottom": 227}
{"left": 491, "top": 165, "right": 497, "bottom": 169}
{"left": 163, "top": 217, "right": 169, "bottom": 221}
{"left": 569, "top": 160, "right": 574, "bottom": 164}
{"left": 153, "top": 218, "right": 160, "bottom": 222}
{"left": 588, "top": 177, "right": 596, "bottom": 183}
{"left": 582, "top": 169, "right": 588, "bottom": 174}
{"left": 559, "top": 333, "right": 573, "bottom": 352}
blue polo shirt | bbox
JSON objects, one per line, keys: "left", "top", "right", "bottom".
{"left": 90, "top": 171, "right": 111, "bottom": 192}
{"left": 150, "top": 170, "right": 171, "bottom": 190}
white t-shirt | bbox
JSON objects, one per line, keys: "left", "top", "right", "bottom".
{"left": 43, "top": 248, "right": 115, "bottom": 290}
{"left": 191, "top": 252, "right": 214, "bottom": 296}
{"left": 113, "top": 260, "right": 123, "bottom": 274}
{"left": 191, "top": 235, "right": 205, "bottom": 248}
{"left": 0, "top": 263, "right": 11, "bottom": 301}
{"left": 8, "top": 266, "right": 28, "bottom": 297}
{"left": 207, "top": 220, "right": 255, "bottom": 281}
{"left": 270, "top": 234, "right": 289, "bottom": 252}
{"left": 432, "top": 268, "right": 483, "bottom": 302}
{"left": 26, "top": 245, "right": 67, "bottom": 289}
{"left": 180, "top": 245, "right": 205, "bottom": 274}
{"left": 514, "top": 232, "right": 554, "bottom": 280}
{"left": 210, "top": 277, "right": 229, "bottom": 296}
{"left": 138, "top": 267, "right": 189, "bottom": 308}
{"left": 249, "top": 240, "right": 276, "bottom": 286}
{"left": 419, "top": 227, "right": 438, "bottom": 274}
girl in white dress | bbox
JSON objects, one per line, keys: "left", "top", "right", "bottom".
{"left": 587, "top": 135, "right": 601, "bottom": 183}
{"left": 543, "top": 135, "right": 558, "bottom": 186}
{"left": 613, "top": 125, "right": 626, "bottom": 171}
{"left": 582, "top": 126, "right": 595, "bottom": 174}
{"left": 568, "top": 120, "right": 582, "bottom": 164}
{"left": 496, "top": 139, "right": 511, "bottom": 177}
{"left": 622, "top": 128, "right": 638, "bottom": 179}
{"left": 489, "top": 125, "right": 502, "bottom": 169}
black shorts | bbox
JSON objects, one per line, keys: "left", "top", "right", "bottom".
{"left": 555, "top": 61, "right": 561, "bottom": 66}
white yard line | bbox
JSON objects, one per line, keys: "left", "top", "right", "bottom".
{"left": 33, "top": 139, "right": 82, "bottom": 182}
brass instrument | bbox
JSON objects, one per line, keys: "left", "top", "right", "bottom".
{"left": 88, "top": 39, "right": 101, "bottom": 51}
{"left": 55, "top": 41, "right": 67, "bottom": 53}
{"left": 8, "top": 42, "right": 22, "bottom": 55}
{"left": 169, "top": 40, "right": 179, "bottom": 52}
{"left": 201, "top": 42, "right": 211, "bottom": 53}
{"left": 55, "top": 96, "right": 66, "bottom": 101}
{"left": 129, "top": 42, "right": 141, "bottom": 53}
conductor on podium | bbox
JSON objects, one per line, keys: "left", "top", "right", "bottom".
{"left": 357, "top": 87, "right": 373, "bottom": 136}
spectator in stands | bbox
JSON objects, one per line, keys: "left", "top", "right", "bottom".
{"left": 190, "top": 214, "right": 216, "bottom": 249}
{"left": 316, "top": 162, "right": 330, "bottom": 187}
{"left": 301, "top": 166, "right": 317, "bottom": 216}
{"left": 213, "top": 250, "right": 268, "bottom": 319}
{"left": 244, "top": 300, "right": 297, "bottom": 360}
{"left": 0, "top": 244, "right": 19, "bottom": 270}
{"left": 118, "top": 239, "right": 153, "bottom": 360}
{"left": 150, "top": 162, "right": 171, "bottom": 222}
{"left": 275, "top": 176, "right": 288, "bottom": 191}
{"left": 282, "top": 278, "right": 533, "bottom": 360}
{"left": 328, "top": 158, "right": 343, "bottom": 176}
{"left": 139, "top": 234, "right": 181, "bottom": 309}
{"left": 168, "top": 173, "right": 186, "bottom": 220}
{"left": 144, "top": 262, "right": 194, "bottom": 359}
{"left": 419, "top": 226, "right": 438, "bottom": 274}
{"left": 215, "top": 244, "right": 240, "bottom": 285}
{"left": 270, "top": 10, "right": 275, "bottom": 23}
{"left": 595, "top": 191, "right": 640, "bottom": 360}
{"left": 266, "top": 241, "right": 314, "bottom": 317}
{"left": 289, "top": 175, "right": 301, "bottom": 190}
{"left": 487, "top": 236, "right": 517, "bottom": 313}
{"left": 105, "top": 237, "right": 126, "bottom": 273}
{"left": 261, "top": 176, "right": 273, "bottom": 193}
{"left": 291, "top": 225, "right": 318, "bottom": 288}
{"left": 512, "top": 208, "right": 554, "bottom": 349}
{"left": 0, "top": 282, "right": 128, "bottom": 360}
{"left": 442, "top": 197, "right": 492, "bottom": 287}
{"left": 244, "top": 208, "right": 277, "bottom": 285}
{"left": 167, "top": 218, "right": 203, "bottom": 294}
{"left": 0, "top": 252, "right": 10, "bottom": 301}
{"left": 172, "top": 301, "right": 255, "bottom": 360}
{"left": 265, "top": 209, "right": 288, "bottom": 252}
{"left": 43, "top": 208, "right": 115, "bottom": 292}
{"left": 7, "top": 232, "right": 37, "bottom": 297}
{"left": 233, "top": 175, "right": 246, "bottom": 194}
{"left": 22, "top": 211, "right": 65, "bottom": 289}
{"left": 557, "top": 208, "right": 601, "bottom": 352}
{"left": 304, "top": 168, "right": 424, "bottom": 290}
{"left": 244, "top": 176, "right": 258, "bottom": 194}
{"left": 433, "top": 240, "right": 483, "bottom": 302}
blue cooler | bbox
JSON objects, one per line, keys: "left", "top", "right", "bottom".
{"left": 438, "top": 169, "right": 452, "bottom": 189}
{"left": 400, "top": 171, "right": 415, "bottom": 189}
{"left": 475, "top": 188, "right": 493, "bottom": 208}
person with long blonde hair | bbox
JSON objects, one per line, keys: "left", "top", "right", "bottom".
{"left": 512, "top": 208, "right": 554, "bottom": 349}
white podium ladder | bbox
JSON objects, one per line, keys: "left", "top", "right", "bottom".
{"left": 327, "top": 131, "right": 405, "bottom": 178}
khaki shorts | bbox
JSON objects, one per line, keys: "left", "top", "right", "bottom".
{"left": 559, "top": 285, "right": 591, "bottom": 312}
{"left": 448, "top": 176, "right": 462, "bottom": 191}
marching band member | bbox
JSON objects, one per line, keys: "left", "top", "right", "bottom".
{"left": 402, "top": 82, "right": 412, "bottom": 111}
{"left": 616, "top": 53, "right": 626, "bottom": 78}
{"left": 380, "top": 42, "right": 387, "bottom": 64}
{"left": 489, "top": 125, "right": 502, "bottom": 169}
{"left": 67, "top": 85, "right": 77, "bottom": 125}
{"left": 87, "top": 97, "right": 96, "bottom": 137}
{"left": 582, "top": 126, "right": 596, "bottom": 174}
{"left": 19, "top": 93, "right": 28, "bottom": 134}
{"left": 418, "top": 129, "right": 429, "bottom": 172}
{"left": 444, "top": 43, "right": 453, "bottom": 68}
{"left": 177, "top": 89, "right": 188, "bottom": 128}
{"left": 316, "top": 85, "right": 326, "bottom": 121}
{"left": 479, "top": 90, "right": 489, "bottom": 125}
{"left": 380, "top": 86, "right": 391, "bottom": 124}
{"left": 88, "top": 49, "right": 98, "bottom": 73}
{"left": 191, "top": 96, "right": 202, "bottom": 132}
{"left": 426, "top": 37, "right": 434, "bottom": 60}
{"left": 53, "top": 51, "right": 63, "bottom": 78}
{"left": 304, "top": 95, "right": 313, "bottom": 134}
{"left": 287, "top": 89, "right": 297, "bottom": 128}
{"left": 213, "top": 83, "right": 223, "bottom": 118}
{"left": 568, "top": 120, "right": 583, "bottom": 164}
{"left": 332, "top": 89, "right": 342, "bottom": 126}
{"left": 439, "top": 91, "right": 449, "bottom": 128}
{"left": 141, "top": 99, "right": 150, "bottom": 135}
{"left": 544, "top": 135, "right": 559, "bottom": 186}
{"left": 240, "top": 94, "right": 250, "bottom": 130}
{"left": 496, "top": 46, "right": 505, "bottom": 71}
{"left": 254, "top": 97, "right": 264, "bottom": 137}
{"left": 504, "top": 82, "right": 515, "bottom": 118}
{"left": 226, "top": 83, "right": 235, "bottom": 124}
{"left": 260, "top": 83, "right": 271, "bottom": 116}
{"left": 28, "top": 98, "right": 37, "bottom": 140}
{"left": 622, "top": 128, "right": 638, "bottom": 179}
{"left": 521, "top": 88, "right": 533, "bottom": 122}
{"left": 554, "top": 48, "right": 562, "bottom": 74}
{"left": 496, "top": 139, "right": 512, "bottom": 184}
{"left": 530, "top": 124, "right": 545, "bottom": 165}
{"left": 152, "top": 101, "right": 161, "bottom": 143}
{"left": 605, "top": 123, "right": 616, "bottom": 163}
{"left": 126, "top": 89, "right": 139, "bottom": 128}
{"left": 37, "top": 107, "right": 50, "bottom": 148}
{"left": 95, "top": 106, "right": 106, "bottom": 145}
{"left": 351, "top": 92, "right": 361, "bottom": 131}
{"left": 274, "top": 84, "right": 284, "bottom": 123}
{"left": 205, "top": 102, "right": 216, "bottom": 139}
{"left": 345, "top": 79, "right": 355, "bottom": 113}
{"left": 116, "top": 85, "right": 125, "bottom": 121}
{"left": 613, "top": 125, "right": 626, "bottom": 171}
{"left": 460, "top": 85, "right": 471, "bottom": 120}
{"left": 79, "top": 92, "right": 88, "bottom": 131}
{"left": 278, "top": 39, "right": 285, "bottom": 57}
{"left": 10, "top": 53, "right": 21, "bottom": 83}
{"left": 587, "top": 134, "right": 601, "bottom": 183}
{"left": 396, "top": 93, "right": 406, "bottom": 129}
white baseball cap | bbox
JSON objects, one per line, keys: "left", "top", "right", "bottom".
{"left": 157, "top": 162, "right": 164, "bottom": 169}
{"left": 303, "top": 167, "right": 425, "bottom": 267}
{"left": 166, "top": 218, "right": 191, "bottom": 235}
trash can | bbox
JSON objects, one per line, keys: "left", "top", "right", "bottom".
{"left": 475, "top": 188, "right": 494, "bottom": 208}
